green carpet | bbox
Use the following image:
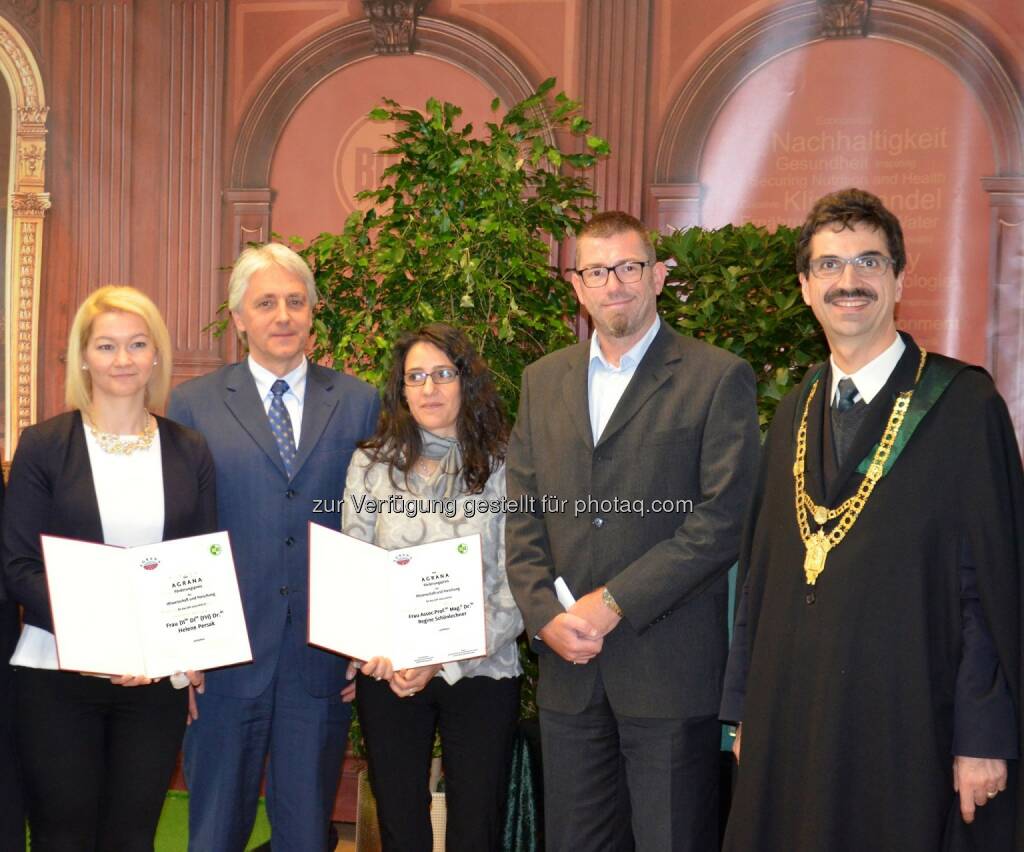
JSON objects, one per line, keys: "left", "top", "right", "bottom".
{"left": 155, "top": 790, "right": 271, "bottom": 851}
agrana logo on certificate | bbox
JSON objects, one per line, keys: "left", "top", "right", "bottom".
{"left": 140, "top": 557, "right": 160, "bottom": 572}
{"left": 393, "top": 552, "right": 412, "bottom": 566}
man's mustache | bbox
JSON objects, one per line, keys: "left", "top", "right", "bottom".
{"left": 824, "top": 287, "right": 877, "bottom": 304}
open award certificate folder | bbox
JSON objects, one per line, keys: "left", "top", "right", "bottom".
{"left": 307, "top": 522, "right": 487, "bottom": 670}
{"left": 41, "top": 531, "right": 252, "bottom": 678}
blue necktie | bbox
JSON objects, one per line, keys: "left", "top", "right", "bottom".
{"left": 268, "top": 379, "right": 297, "bottom": 477}
{"left": 834, "top": 377, "right": 859, "bottom": 413}
{"left": 831, "top": 377, "right": 866, "bottom": 466}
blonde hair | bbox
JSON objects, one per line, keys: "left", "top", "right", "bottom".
{"left": 65, "top": 286, "right": 173, "bottom": 412}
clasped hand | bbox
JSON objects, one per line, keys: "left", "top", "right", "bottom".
{"left": 539, "top": 586, "right": 621, "bottom": 664}
{"left": 351, "top": 657, "right": 442, "bottom": 699}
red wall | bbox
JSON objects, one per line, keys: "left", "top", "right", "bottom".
{"left": 4, "top": 0, "right": 1020, "bottom": 440}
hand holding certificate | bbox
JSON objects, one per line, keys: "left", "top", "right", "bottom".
{"left": 308, "top": 522, "right": 487, "bottom": 669}
{"left": 42, "top": 531, "right": 252, "bottom": 678}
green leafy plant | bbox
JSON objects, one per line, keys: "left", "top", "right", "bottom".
{"left": 302, "top": 78, "right": 609, "bottom": 413}
{"left": 655, "top": 224, "right": 828, "bottom": 428}
{"left": 298, "top": 81, "right": 607, "bottom": 748}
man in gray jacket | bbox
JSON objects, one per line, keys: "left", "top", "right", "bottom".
{"left": 506, "top": 211, "right": 760, "bottom": 851}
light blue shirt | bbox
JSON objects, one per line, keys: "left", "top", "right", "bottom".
{"left": 829, "top": 334, "right": 905, "bottom": 407}
{"left": 587, "top": 316, "right": 661, "bottom": 443}
{"left": 248, "top": 355, "right": 307, "bottom": 446}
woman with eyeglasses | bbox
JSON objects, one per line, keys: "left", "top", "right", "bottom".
{"left": 342, "top": 323, "right": 523, "bottom": 851}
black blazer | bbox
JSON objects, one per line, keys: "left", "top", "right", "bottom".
{"left": 2, "top": 411, "right": 217, "bottom": 632}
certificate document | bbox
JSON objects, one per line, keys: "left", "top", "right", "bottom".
{"left": 307, "top": 522, "right": 486, "bottom": 669}
{"left": 42, "top": 531, "right": 252, "bottom": 678}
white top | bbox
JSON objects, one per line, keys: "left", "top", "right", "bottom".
{"left": 248, "top": 355, "right": 307, "bottom": 446}
{"left": 10, "top": 423, "right": 165, "bottom": 670}
{"left": 587, "top": 316, "right": 661, "bottom": 443}
{"left": 829, "top": 334, "right": 905, "bottom": 407}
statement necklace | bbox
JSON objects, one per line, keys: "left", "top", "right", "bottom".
{"left": 793, "top": 348, "right": 926, "bottom": 589}
{"left": 86, "top": 412, "right": 156, "bottom": 455}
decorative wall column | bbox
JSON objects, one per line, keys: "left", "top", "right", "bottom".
{"left": 0, "top": 14, "right": 48, "bottom": 458}
{"left": 151, "top": 0, "right": 227, "bottom": 379}
{"left": 578, "top": 0, "right": 652, "bottom": 216}
{"left": 982, "top": 177, "right": 1024, "bottom": 449}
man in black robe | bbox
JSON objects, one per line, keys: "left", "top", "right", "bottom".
{"left": 721, "top": 188, "right": 1023, "bottom": 851}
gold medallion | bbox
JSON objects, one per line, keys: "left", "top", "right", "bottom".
{"left": 812, "top": 505, "right": 828, "bottom": 525}
{"left": 803, "top": 531, "right": 830, "bottom": 585}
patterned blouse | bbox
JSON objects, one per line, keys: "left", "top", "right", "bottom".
{"left": 341, "top": 446, "right": 523, "bottom": 683}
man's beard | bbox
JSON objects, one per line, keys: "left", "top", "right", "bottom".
{"left": 607, "top": 313, "right": 631, "bottom": 337}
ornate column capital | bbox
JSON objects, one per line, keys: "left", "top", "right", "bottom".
{"left": 817, "top": 0, "right": 872, "bottom": 38}
{"left": 17, "top": 103, "right": 47, "bottom": 128}
{"left": 361, "top": 0, "right": 429, "bottom": 55}
{"left": 10, "top": 191, "right": 50, "bottom": 218}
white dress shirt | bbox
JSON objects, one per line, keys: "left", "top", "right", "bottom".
{"left": 587, "top": 316, "right": 661, "bottom": 443}
{"left": 829, "top": 333, "right": 905, "bottom": 407}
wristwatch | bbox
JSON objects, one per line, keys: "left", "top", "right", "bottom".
{"left": 602, "top": 586, "right": 623, "bottom": 617}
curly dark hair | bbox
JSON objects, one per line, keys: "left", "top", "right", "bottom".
{"left": 359, "top": 323, "right": 508, "bottom": 494}
{"left": 796, "top": 188, "right": 907, "bottom": 277}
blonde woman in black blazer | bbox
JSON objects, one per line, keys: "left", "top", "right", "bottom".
{"left": 3, "top": 286, "right": 217, "bottom": 852}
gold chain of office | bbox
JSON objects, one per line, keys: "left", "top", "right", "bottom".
{"left": 793, "top": 348, "right": 927, "bottom": 586}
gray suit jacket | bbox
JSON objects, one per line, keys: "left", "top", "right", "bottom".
{"left": 506, "top": 322, "right": 760, "bottom": 717}
{"left": 168, "top": 360, "right": 379, "bottom": 699}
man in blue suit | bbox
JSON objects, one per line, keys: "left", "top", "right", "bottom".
{"left": 169, "top": 243, "right": 379, "bottom": 851}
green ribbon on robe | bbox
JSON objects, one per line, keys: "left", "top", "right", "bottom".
{"left": 794, "top": 355, "right": 966, "bottom": 482}
{"left": 853, "top": 355, "right": 965, "bottom": 479}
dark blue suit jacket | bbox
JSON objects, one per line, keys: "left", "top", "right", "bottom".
{"left": 168, "top": 360, "right": 379, "bottom": 699}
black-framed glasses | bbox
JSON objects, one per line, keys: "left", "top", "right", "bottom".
{"left": 809, "top": 254, "right": 894, "bottom": 280}
{"left": 572, "top": 260, "right": 650, "bottom": 288}
{"left": 403, "top": 367, "right": 460, "bottom": 387}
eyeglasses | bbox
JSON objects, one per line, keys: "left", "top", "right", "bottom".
{"left": 403, "top": 367, "right": 460, "bottom": 387}
{"left": 572, "top": 260, "right": 650, "bottom": 288}
{"left": 809, "top": 254, "right": 894, "bottom": 279}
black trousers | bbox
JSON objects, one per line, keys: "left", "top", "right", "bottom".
{"left": 0, "top": 604, "right": 24, "bottom": 849}
{"left": 0, "top": 665, "right": 24, "bottom": 851}
{"left": 15, "top": 667, "right": 187, "bottom": 852}
{"left": 539, "top": 674, "right": 721, "bottom": 852}
{"left": 357, "top": 673, "right": 521, "bottom": 852}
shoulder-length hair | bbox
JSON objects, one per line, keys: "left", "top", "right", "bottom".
{"left": 65, "top": 285, "right": 174, "bottom": 412}
{"left": 360, "top": 323, "right": 508, "bottom": 494}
